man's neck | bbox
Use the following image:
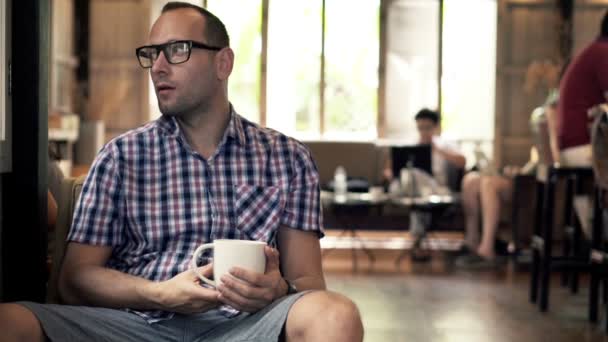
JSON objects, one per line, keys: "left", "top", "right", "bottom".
{"left": 176, "top": 101, "right": 231, "bottom": 159}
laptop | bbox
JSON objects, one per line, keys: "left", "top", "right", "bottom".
{"left": 390, "top": 144, "right": 433, "bottom": 178}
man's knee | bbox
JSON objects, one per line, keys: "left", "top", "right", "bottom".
{"left": 0, "top": 303, "right": 45, "bottom": 342}
{"left": 286, "top": 291, "right": 363, "bottom": 341}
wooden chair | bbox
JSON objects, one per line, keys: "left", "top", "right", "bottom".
{"left": 588, "top": 187, "right": 607, "bottom": 327}
{"left": 588, "top": 108, "right": 608, "bottom": 327}
{"left": 46, "top": 176, "right": 86, "bottom": 304}
{"left": 510, "top": 173, "right": 537, "bottom": 259}
{"left": 528, "top": 107, "right": 594, "bottom": 312}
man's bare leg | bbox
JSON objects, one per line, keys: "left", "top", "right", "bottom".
{"left": 284, "top": 291, "right": 363, "bottom": 342}
{"left": 0, "top": 303, "right": 46, "bottom": 342}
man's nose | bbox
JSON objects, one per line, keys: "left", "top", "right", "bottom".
{"left": 151, "top": 51, "right": 170, "bottom": 73}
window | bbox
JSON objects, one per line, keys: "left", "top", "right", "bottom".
{"left": 266, "top": 0, "right": 380, "bottom": 139}
{"left": 324, "top": 0, "right": 379, "bottom": 139}
{"left": 384, "top": 0, "right": 496, "bottom": 163}
{"left": 384, "top": 0, "right": 439, "bottom": 141}
{"left": 266, "top": 0, "right": 322, "bottom": 138}
{"left": 441, "top": 0, "right": 496, "bottom": 159}
{"left": 207, "top": 0, "right": 262, "bottom": 124}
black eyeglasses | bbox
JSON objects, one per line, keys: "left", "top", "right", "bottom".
{"left": 135, "top": 40, "right": 223, "bottom": 68}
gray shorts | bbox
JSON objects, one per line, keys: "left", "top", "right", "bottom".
{"left": 19, "top": 292, "right": 307, "bottom": 342}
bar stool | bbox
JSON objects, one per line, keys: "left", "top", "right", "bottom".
{"left": 588, "top": 187, "right": 607, "bottom": 327}
{"left": 510, "top": 173, "right": 537, "bottom": 264}
{"left": 588, "top": 107, "right": 608, "bottom": 327}
{"left": 529, "top": 164, "right": 593, "bottom": 312}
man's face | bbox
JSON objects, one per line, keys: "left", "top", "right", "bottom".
{"left": 416, "top": 118, "right": 437, "bottom": 144}
{"left": 148, "top": 9, "right": 220, "bottom": 117}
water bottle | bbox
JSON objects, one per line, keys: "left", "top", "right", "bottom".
{"left": 334, "top": 166, "right": 347, "bottom": 197}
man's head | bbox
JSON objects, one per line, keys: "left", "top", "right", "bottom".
{"left": 414, "top": 108, "right": 440, "bottom": 144}
{"left": 161, "top": 2, "right": 230, "bottom": 48}
{"left": 601, "top": 10, "right": 608, "bottom": 37}
{"left": 139, "top": 2, "right": 234, "bottom": 117}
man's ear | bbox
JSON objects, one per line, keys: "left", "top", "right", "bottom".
{"left": 216, "top": 47, "right": 234, "bottom": 81}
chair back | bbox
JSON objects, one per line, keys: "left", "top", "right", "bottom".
{"left": 46, "top": 175, "right": 86, "bottom": 303}
{"left": 591, "top": 110, "right": 608, "bottom": 190}
{"left": 445, "top": 163, "right": 464, "bottom": 193}
{"left": 530, "top": 106, "right": 554, "bottom": 167}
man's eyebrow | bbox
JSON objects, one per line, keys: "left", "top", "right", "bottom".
{"left": 147, "top": 38, "right": 181, "bottom": 46}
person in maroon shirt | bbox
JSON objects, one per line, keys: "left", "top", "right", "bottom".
{"left": 556, "top": 11, "right": 608, "bottom": 166}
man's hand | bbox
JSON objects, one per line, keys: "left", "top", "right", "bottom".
{"left": 217, "top": 246, "right": 287, "bottom": 313}
{"left": 146, "top": 264, "right": 221, "bottom": 314}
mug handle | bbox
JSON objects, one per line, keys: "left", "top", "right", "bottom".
{"left": 190, "top": 243, "right": 215, "bottom": 287}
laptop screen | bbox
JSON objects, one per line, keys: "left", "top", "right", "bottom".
{"left": 390, "top": 144, "right": 433, "bottom": 177}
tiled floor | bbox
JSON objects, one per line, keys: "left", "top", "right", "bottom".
{"left": 321, "top": 240, "right": 608, "bottom": 342}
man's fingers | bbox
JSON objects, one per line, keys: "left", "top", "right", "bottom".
{"left": 220, "top": 274, "right": 268, "bottom": 301}
{"left": 229, "top": 267, "right": 265, "bottom": 286}
{"left": 200, "top": 264, "right": 213, "bottom": 276}
{"left": 190, "top": 264, "right": 213, "bottom": 280}
{"left": 218, "top": 284, "right": 265, "bottom": 312}
{"left": 264, "top": 246, "right": 280, "bottom": 273}
{"left": 217, "top": 292, "right": 249, "bottom": 312}
{"left": 186, "top": 280, "right": 221, "bottom": 304}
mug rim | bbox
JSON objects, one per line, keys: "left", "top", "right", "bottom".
{"left": 213, "top": 239, "right": 267, "bottom": 245}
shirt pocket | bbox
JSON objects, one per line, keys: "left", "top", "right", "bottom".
{"left": 234, "top": 184, "right": 284, "bottom": 243}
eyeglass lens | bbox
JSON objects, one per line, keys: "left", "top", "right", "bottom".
{"left": 138, "top": 41, "right": 191, "bottom": 67}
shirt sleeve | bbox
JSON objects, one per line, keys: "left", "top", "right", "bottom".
{"left": 280, "top": 141, "right": 324, "bottom": 238}
{"left": 67, "top": 143, "right": 124, "bottom": 246}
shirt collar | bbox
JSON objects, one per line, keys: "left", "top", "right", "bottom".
{"left": 225, "top": 105, "right": 246, "bottom": 147}
{"left": 155, "top": 104, "right": 246, "bottom": 147}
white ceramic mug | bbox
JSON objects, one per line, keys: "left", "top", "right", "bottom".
{"left": 190, "top": 239, "right": 267, "bottom": 287}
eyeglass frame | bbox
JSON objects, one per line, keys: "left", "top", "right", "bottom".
{"left": 135, "top": 40, "right": 223, "bottom": 68}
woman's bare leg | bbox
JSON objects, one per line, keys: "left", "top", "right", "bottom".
{"left": 461, "top": 172, "right": 482, "bottom": 250}
{"left": 477, "top": 176, "right": 513, "bottom": 259}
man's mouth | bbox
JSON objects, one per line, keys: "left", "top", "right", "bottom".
{"left": 156, "top": 84, "right": 175, "bottom": 94}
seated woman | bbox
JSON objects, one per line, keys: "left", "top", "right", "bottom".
{"left": 456, "top": 158, "right": 536, "bottom": 268}
{"left": 456, "top": 96, "right": 557, "bottom": 268}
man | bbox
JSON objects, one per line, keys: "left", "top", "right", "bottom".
{"left": 411, "top": 109, "right": 466, "bottom": 188}
{"left": 384, "top": 109, "right": 466, "bottom": 260}
{"left": 0, "top": 3, "right": 363, "bottom": 341}
{"left": 384, "top": 109, "right": 466, "bottom": 189}
{"left": 556, "top": 10, "right": 608, "bottom": 166}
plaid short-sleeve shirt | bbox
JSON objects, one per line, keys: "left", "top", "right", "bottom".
{"left": 67, "top": 107, "right": 323, "bottom": 323}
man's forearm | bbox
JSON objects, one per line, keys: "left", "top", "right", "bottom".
{"left": 59, "top": 265, "right": 161, "bottom": 310}
{"left": 436, "top": 148, "right": 466, "bottom": 169}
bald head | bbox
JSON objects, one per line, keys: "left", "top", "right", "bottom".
{"left": 161, "top": 2, "right": 229, "bottom": 47}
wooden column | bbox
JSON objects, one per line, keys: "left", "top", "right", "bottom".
{"left": 494, "top": 0, "right": 561, "bottom": 168}
{"left": 2, "top": 0, "right": 49, "bottom": 302}
{"left": 88, "top": 0, "right": 149, "bottom": 142}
